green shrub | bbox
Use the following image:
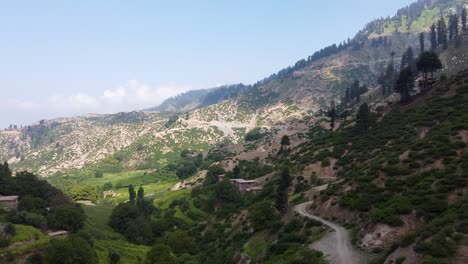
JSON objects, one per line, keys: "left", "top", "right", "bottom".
{"left": 283, "top": 218, "right": 303, "bottom": 233}
{"left": 321, "top": 159, "right": 331, "bottom": 167}
{"left": 26, "top": 253, "right": 44, "bottom": 264}
{"left": 0, "top": 238, "right": 10, "bottom": 248}
{"left": 248, "top": 201, "right": 277, "bottom": 230}
{"left": 4, "top": 223, "right": 16, "bottom": 236}
{"left": 245, "top": 128, "right": 265, "bottom": 141}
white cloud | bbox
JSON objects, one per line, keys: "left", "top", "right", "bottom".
{"left": 1, "top": 80, "right": 193, "bottom": 127}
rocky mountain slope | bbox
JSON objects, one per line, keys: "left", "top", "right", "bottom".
{"left": 0, "top": 0, "right": 465, "bottom": 178}
{"left": 1, "top": 1, "right": 468, "bottom": 263}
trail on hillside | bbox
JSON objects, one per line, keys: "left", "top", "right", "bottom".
{"left": 294, "top": 202, "right": 367, "bottom": 264}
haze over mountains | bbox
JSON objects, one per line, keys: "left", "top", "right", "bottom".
{"left": 2, "top": 0, "right": 465, "bottom": 176}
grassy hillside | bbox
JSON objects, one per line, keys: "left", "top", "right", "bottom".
{"left": 286, "top": 70, "right": 468, "bottom": 262}
{"left": 82, "top": 204, "right": 150, "bottom": 264}
{"left": 0, "top": 225, "right": 50, "bottom": 256}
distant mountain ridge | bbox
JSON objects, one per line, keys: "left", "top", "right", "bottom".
{"left": 1, "top": 0, "right": 467, "bottom": 176}
{"left": 148, "top": 0, "right": 464, "bottom": 113}
{"left": 147, "top": 83, "right": 251, "bottom": 113}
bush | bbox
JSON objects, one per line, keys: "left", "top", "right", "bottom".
{"left": 166, "top": 230, "right": 196, "bottom": 255}
{"left": 245, "top": 128, "right": 265, "bottom": 141}
{"left": 321, "top": 159, "right": 330, "bottom": 167}
{"left": 4, "top": 223, "right": 16, "bottom": 236}
{"left": 0, "top": 238, "right": 10, "bottom": 248}
{"left": 45, "top": 235, "right": 98, "bottom": 264}
{"left": 145, "top": 244, "right": 177, "bottom": 264}
{"left": 26, "top": 253, "right": 44, "bottom": 264}
{"left": 369, "top": 208, "right": 403, "bottom": 226}
{"left": 10, "top": 211, "right": 46, "bottom": 228}
{"left": 305, "top": 219, "right": 322, "bottom": 228}
{"left": 214, "top": 180, "right": 242, "bottom": 205}
{"left": 18, "top": 195, "right": 47, "bottom": 213}
{"left": 47, "top": 205, "right": 86, "bottom": 232}
{"left": 414, "top": 232, "right": 457, "bottom": 258}
{"left": 94, "top": 171, "right": 103, "bottom": 178}
{"left": 110, "top": 202, "right": 155, "bottom": 245}
{"left": 102, "top": 182, "right": 113, "bottom": 191}
{"left": 248, "top": 201, "right": 277, "bottom": 230}
{"left": 455, "top": 220, "right": 468, "bottom": 234}
{"left": 283, "top": 219, "right": 303, "bottom": 233}
{"left": 176, "top": 160, "right": 198, "bottom": 180}
{"left": 109, "top": 250, "right": 121, "bottom": 264}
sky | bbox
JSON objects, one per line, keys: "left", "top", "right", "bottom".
{"left": 0, "top": 0, "right": 414, "bottom": 128}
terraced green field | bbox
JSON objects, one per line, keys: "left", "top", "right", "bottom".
{"left": 0, "top": 225, "right": 50, "bottom": 256}
{"left": 82, "top": 204, "right": 150, "bottom": 264}
{"left": 154, "top": 188, "right": 192, "bottom": 209}
{"left": 99, "top": 169, "right": 178, "bottom": 203}
{"left": 105, "top": 179, "right": 177, "bottom": 203}
{"left": 154, "top": 188, "right": 207, "bottom": 224}
{"left": 48, "top": 169, "right": 179, "bottom": 203}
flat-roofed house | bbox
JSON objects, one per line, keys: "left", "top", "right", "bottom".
{"left": 0, "top": 195, "right": 19, "bottom": 210}
{"left": 229, "top": 179, "right": 259, "bottom": 192}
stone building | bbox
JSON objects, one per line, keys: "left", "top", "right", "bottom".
{"left": 0, "top": 195, "right": 19, "bottom": 210}
{"left": 229, "top": 179, "right": 262, "bottom": 193}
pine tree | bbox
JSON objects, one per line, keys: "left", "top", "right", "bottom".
{"left": 401, "top": 47, "right": 416, "bottom": 74}
{"left": 416, "top": 51, "right": 443, "bottom": 89}
{"left": 344, "top": 87, "right": 351, "bottom": 103}
{"left": 1, "top": 161, "right": 11, "bottom": 177}
{"left": 437, "top": 17, "right": 448, "bottom": 49}
{"left": 137, "top": 186, "right": 144, "bottom": 208}
{"left": 327, "top": 102, "right": 337, "bottom": 131}
{"left": 430, "top": 24, "right": 438, "bottom": 50}
{"left": 378, "top": 59, "right": 396, "bottom": 96}
{"left": 448, "top": 14, "right": 459, "bottom": 41}
{"left": 129, "top": 184, "right": 136, "bottom": 204}
{"left": 280, "top": 135, "right": 290, "bottom": 146}
{"left": 275, "top": 168, "right": 291, "bottom": 215}
{"left": 462, "top": 7, "right": 467, "bottom": 33}
{"left": 395, "top": 67, "right": 415, "bottom": 104}
{"left": 355, "top": 103, "right": 371, "bottom": 133}
{"left": 419, "top": 32, "right": 425, "bottom": 53}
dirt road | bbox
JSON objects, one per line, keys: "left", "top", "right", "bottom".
{"left": 294, "top": 202, "right": 367, "bottom": 264}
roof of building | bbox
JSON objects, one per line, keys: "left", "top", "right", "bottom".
{"left": 0, "top": 195, "right": 19, "bottom": 202}
{"left": 230, "top": 179, "right": 258, "bottom": 184}
{"left": 48, "top": 230, "right": 69, "bottom": 237}
{"left": 246, "top": 186, "right": 264, "bottom": 192}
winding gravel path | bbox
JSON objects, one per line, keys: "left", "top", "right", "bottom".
{"left": 294, "top": 202, "right": 367, "bottom": 264}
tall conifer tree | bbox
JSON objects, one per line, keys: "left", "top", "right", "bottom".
{"left": 437, "top": 17, "right": 448, "bottom": 49}
{"left": 419, "top": 32, "right": 425, "bottom": 53}
{"left": 430, "top": 24, "right": 438, "bottom": 50}
{"left": 462, "top": 7, "right": 467, "bottom": 32}
{"left": 129, "top": 185, "right": 136, "bottom": 204}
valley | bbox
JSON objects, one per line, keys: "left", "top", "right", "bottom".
{"left": 1, "top": 0, "right": 468, "bottom": 263}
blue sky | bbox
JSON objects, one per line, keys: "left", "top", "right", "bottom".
{"left": 0, "top": 0, "right": 413, "bottom": 127}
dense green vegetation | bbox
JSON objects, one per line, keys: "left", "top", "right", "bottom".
{"left": 293, "top": 70, "right": 468, "bottom": 261}
{"left": 1, "top": 2, "right": 467, "bottom": 263}
{"left": 0, "top": 163, "right": 93, "bottom": 263}
{"left": 82, "top": 204, "right": 150, "bottom": 264}
{"left": 105, "top": 159, "right": 328, "bottom": 264}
